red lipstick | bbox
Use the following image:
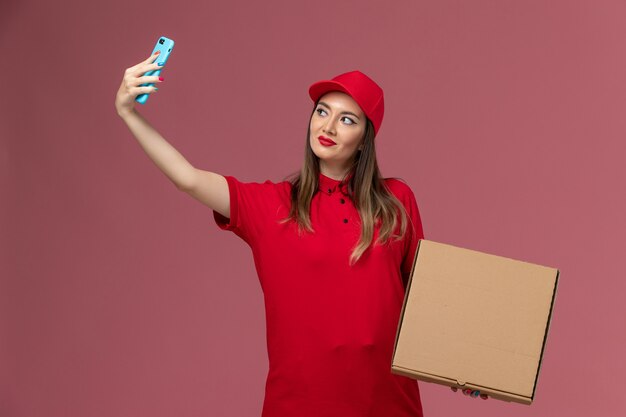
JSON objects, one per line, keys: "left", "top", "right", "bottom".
{"left": 318, "top": 136, "right": 336, "bottom": 146}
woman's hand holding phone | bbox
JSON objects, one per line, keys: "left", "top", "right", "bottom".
{"left": 116, "top": 36, "right": 174, "bottom": 115}
{"left": 115, "top": 51, "right": 164, "bottom": 117}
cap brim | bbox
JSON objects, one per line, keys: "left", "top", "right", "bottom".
{"left": 308, "top": 80, "right": 353, "bottom": 103}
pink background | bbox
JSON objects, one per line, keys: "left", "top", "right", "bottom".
{"left": 1, "top": 0, "right": 625, "bottom": 416}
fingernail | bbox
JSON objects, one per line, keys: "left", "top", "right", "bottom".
{"left": 158, "top": 62, "right": 164, "bottom": 66}
{"left": 471, "top": 390, "right": 480, "bottom": 397}
{"left": 155, "top": 50, "right": 160, "bottom": 54}
{"left": 154, "top": 88, "right": 158, "bottom": 91}
{"left": 159, "top": 77, "right": 164, "bottom": 81}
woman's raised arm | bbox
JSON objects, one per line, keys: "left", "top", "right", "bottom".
{"left": 117, "top": 106, "right": 230, "bottom": 218}
{"left": 118, "top": 109, "right": 230, "bottom": 218}
{"left": 118, "top": 109, "right": 196, "bottom": 189}
{"left": 115, "top": 51, "right": 198, "bottom": 191}
{"left": 115, "top": 52, "right": 230, "bottom": 219}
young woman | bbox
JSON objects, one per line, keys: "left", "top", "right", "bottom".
{"left": 115, "top": 52, "right": 486, "bottom": 417}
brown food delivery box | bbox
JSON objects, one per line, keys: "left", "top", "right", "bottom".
{"left": 391, "top": 239, "right": 559, "bottom": 405}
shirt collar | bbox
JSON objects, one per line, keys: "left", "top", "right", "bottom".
{"left": 318, "top": 171, "right": 353, "bottom": 195}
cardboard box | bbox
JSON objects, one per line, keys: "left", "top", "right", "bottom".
{"left": 391, "top": 239, "right": 559, "bottom": 405}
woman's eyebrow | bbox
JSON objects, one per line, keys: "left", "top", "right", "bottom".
{"left": 318, "top": 101, "right": 361, "bottom": 119}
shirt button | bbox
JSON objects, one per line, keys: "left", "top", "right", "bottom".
{"left": 343, "top": 218, "right": 348, "bottom": 223}
{"left": 340, "top": 198, "right": 345, "bottom": 204}
{"left": 328, "top": 188, "right": 332, "bottom": 194}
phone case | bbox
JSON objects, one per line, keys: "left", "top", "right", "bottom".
{"left": 135, "top": 36, "right": 175, "bottom": 104}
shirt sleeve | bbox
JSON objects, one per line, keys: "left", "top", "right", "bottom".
{"left": 399, "top": 184, "right": 425, "bottom": 289}
{"left": 212, "top": 175, "right": 281, "bottom": 246}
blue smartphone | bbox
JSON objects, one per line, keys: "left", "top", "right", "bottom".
{"left": 135, "top": 36, "right": 175, "bottom": 105}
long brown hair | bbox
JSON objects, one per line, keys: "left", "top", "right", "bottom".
{"left": 278, "top": 103, "right": 412, "bottom": 267}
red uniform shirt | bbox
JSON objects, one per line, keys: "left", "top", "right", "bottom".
{"left": 213, "top": 172, "right": 425, "bottom": 417}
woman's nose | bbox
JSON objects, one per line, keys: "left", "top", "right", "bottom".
{"left": 323, "top": 118, "right": 337, "bottom": 134}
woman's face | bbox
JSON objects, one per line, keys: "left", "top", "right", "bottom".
{"left": 309, "top": 91, "right": 367, "bottom": 175}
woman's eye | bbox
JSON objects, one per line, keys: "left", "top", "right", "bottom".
{"left": 342, "top": 117, "right": 355, "bottom": 125}
{"left": 316, "top": 108, "right": 327, "bottom": 116}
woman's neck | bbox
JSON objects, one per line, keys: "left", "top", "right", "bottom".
{"left": 319, "top": 162, "right": 353, "bottom": 181}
